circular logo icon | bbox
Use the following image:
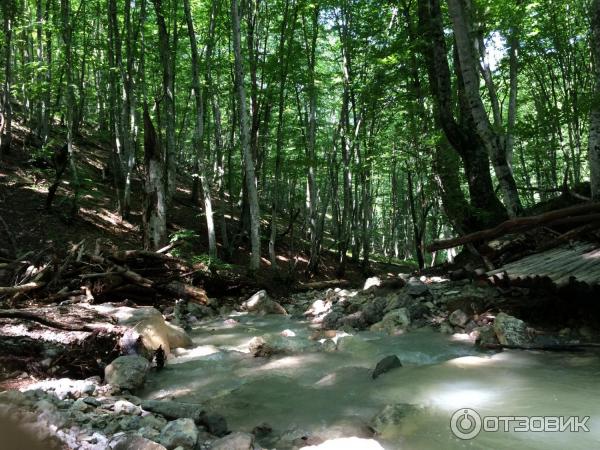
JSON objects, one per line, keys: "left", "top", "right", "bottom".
{"left": 450, "top": 408, "right": 482, "bottom": 440}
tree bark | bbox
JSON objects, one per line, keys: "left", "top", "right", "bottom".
{"left": 152, "top": 0, "right": 177, "bottom": 200}
{"left": 417, "top": 0, "right": 507, "bottom": 229}
{"left": 0, "top": 1, "right": 14, "bottom": 155}
{"left": 447, "top": 0, "right": 522, "bottom": 217}
{"left": 143, "top": 105, "right": 167, "bottom": 250}
{"left": 590, "top": 0, "right": 600, "bottom": 200}
{"left": 232, "top": 0, "right": 261, "bottom": 271}
{"left": 184, "top": 0, "right": 217, "bottom": 259}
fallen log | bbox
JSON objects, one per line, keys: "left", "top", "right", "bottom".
{"left": 160, "top": 281, "right": 210, "bottom": 304}
{"left": 427, "top": 202, "right": 600, "bottom": 252}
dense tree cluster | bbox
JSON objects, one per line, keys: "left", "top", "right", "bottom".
{"left": 0, "top": 0, "right": 598, "bottom": 271}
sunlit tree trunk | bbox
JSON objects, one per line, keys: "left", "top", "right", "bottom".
{"left": 143, "top": 106, "right": 167, "bottom": 249}
{"left": 447, "top": 0, "right": 522, "bottom": 217}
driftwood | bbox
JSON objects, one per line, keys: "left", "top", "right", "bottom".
{"left": 427, "top": 202, "right": 600, "bottom": 252}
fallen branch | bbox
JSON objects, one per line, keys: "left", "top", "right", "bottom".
{"left": 427, "top": 202, "right": 600, "bottom": 252}
{"left": 0, "top": 282, "right": 46, "bottom": 296}
{"left": 0, "top": 309, "right": 99, "bottom": 332}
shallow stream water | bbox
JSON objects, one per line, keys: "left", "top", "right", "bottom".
{"left": 141, "top": 313, "right": 600, "bottom": 450}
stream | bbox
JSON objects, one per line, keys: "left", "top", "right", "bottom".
{"left": 141, "top": 312, "right": 600, "bottom": 450}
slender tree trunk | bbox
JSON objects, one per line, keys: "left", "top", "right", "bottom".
{"left": 143, "top": 105, "right": 167, "bottom": 249}
{"left": 269, "top": 0, "right": 295, "bottom": 270}
{"left": 232, "top": 0, "right": 261, "bottom": 271}
{"left": 1, "top": 1, "right": 14, "bottom": 155}
{"left": 184, "top": 0, "right": 217, "bottom": 258}
{"left": 590, "top": 0, "right": 600, "bottom": 199}
{"left": 61, "top": 0, "right": 79, "bottom": 216}
{"left": 152, "top": 0, "right": 176, "bottom": 201}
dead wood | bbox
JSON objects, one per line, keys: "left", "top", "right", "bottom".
{"left": 0, "top": 281, "right": 46, "bottom": 295}
{"left": 427, "top": 202, "right": 600, "bottom": 252}
{"left": 0, "top": 309, "right": 106, "bottom": 332}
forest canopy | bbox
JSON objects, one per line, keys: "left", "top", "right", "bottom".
{"left": 0, "top": 0, "right": 599, "bottom": 273}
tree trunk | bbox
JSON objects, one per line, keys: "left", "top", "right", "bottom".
{"left": 152, "top": 0, "right": 177, "bottom": 201}
{"left": 590, "top": 0, "right": 600, "bottom": 199}
{"left": 61, "top": 0, "right": 79, "bottom": 217}
{"left": 232, "top": 0, "right": 261, "bottom": 271}
{"left": 1, "top": 1, "right": 14, "bottom": 155}
{"left": 417, "top": 0, "right": 506, "bottom": 228}
{"left": 447, "top": 0, "right": 522, "bottom": 216}
{"left": 184, "top": 0, "right": 217, "bottom": 259}
{"left": 143, "top": 105, "right": 167, "bottom": 250}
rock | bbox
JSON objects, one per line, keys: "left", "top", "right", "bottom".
{"left": 363, "top": 277, "right": 381, "bottom": 290}
{"left": 210, "top": 431, "right": 254, "bottom": 450}
{"left": 370, "top": 308, "right": 410, "bottom": 335}
{"left": 472, "top": 325, "right": 498, "bottom": 347}
{"left": 248, "top": 334, "right": 317, "bottom": 356}
{"left": 372, "top": 355, "right": 402, "bottom": 379}
{"left": 89, "top": 305, "right": 192, "bottom": 356}
{"left": 405, "top": 278, "right": 429, "bottom": 297}
{"left": 322, "top": 310, "right": 344, "bottom": 329}
{"left": 198, "top": 412, "right": 228, "bottom": 437}
{"left": 113, "top": 435, "right": 167, "bottom": 450}
{"left": 159, "top": 418, "right": 199, "bottom": 450}
{"left": 248, "top": 336, "right": 271, "bottom": 357}
{"left": 493, "top": 312, "right": 530, "bottom": 346}
{"left": 407, "top": 302, "right": 429, "bottom": 321}
{"left": 371, "top": 403, "right": 420, "bottom": 434}
{"left": 242, "top": 290, "right": 287, "bottom": 315}
{"left": 141, "top": 400, "right": 204, "bottom": 423}
{"left": 300, "top": 437, "right": 384, "bottom": 450}
{"left": 383, "top": 292, "right": 411, "bottom": 312}
{"left": 104, "top": 356, "right": 150, "bottom": 392}
{"left": 362, "top": 297, "right": 387, "bottom": 325}
{"left": 114, "top": 399, "right": 142, "bottom": 415}
{"left": 449, "top": 309, "right": 469, "bottom": 327}
{"left": 439, "top": 322, "right": 454, "bottom": 334}
{"left": 280, "top": 329, "right": 296, "bottom": 337}
{"left": 187, "top": 303, "right": 214, "bottom": 319}
{"left": 321, "top": 339, "right": 337, "bottom": 352}
{"left": 304, "top": 299, "right": 332, "bottom": 318}
{"left": 119, "top": 415, "right": 142, "bottom": 431}
{"left": 341, "top": 311, "right": 367, "bottom": 330}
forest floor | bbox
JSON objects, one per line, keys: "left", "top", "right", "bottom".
{"left": 0, "top": 121, "right": 412, "bottom": 295}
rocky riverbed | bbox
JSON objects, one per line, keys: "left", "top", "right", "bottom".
{"left": 1, "top": 274, "right": 599, "bottom": 449}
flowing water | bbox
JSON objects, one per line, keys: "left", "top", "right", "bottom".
{"left": 141, "top": 313, "right": 600, "bottom": 449}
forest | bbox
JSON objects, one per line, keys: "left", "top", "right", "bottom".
{"left": 0, "top": 0, "right": 600, "bottom": 449}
